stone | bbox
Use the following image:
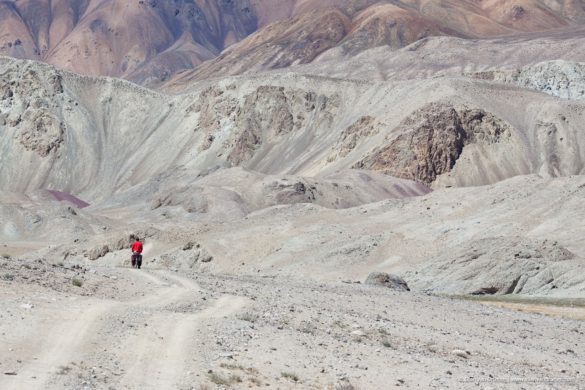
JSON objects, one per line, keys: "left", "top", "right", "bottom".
{"left": 452, "top": 349, "right": 471, "bottom": 358}
{"left": 87, "top": 245, "right": 110, "bottom": 261}
{"left": 364, "top": 272, "right": 410, "bottom": 291}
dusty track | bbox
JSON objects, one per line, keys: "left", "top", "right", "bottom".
{"left": 1, "top": 265, "right": 585, "bottom": 389}
{"left": 1, "top": 299, "right": 114, "bottom": 390}
{"left": 116, "top": 271, "right": 249, "bottom": 390}
{"left": 0, "top": 269, "right": 249, "bottom": 390}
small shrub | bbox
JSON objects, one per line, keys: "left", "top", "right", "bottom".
{"left": 237, "top": 312, "right": 258, "bottom": 323}
{"left": 281, "top": 372, "right": 299, "bottom": 382}
{"left": 299, "top": 326, "right": 315, "bottom": 335}
{"left": 382, "top": 340, "right": 393, "bottom": 348}
{"left": 230, "top": 375, "right": 242, "bottom": 384}
{"left": 208, "top": 372, "right": 228, "bottom": 385}
{"left": 334, "top": 320, "right": 347, "bottom": 329}
{"left": 1, "top": 253, "right": 11, "bottom": 259}
{"left": 2, "top": 273, "right": 14, "bottom": 281}
{"left": 219, "top": 363, "right": 244, "bottom": 370}
{"left": 336, "top": 381, "right": 358, "bottom": 390}
{"left": 249, "top": 376, "right": 263, "bottom": 385}
{"left": 208, "top": 372, "right": 242, "bottom": 385}
{"left": 72, "top": 278, "right": 83, "bottom": 287}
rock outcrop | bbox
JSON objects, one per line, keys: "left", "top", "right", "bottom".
{"left": 405, "top": 238, "right": 581, "bottom": 295}
{"left": 353, "top": 103, "right": 513, "bottom": 184}
{"left": 160, "top": 243, "right": 213, "bottom": 269}
{"left": 0, "top": 63, "right": 66, "bottom": 157}
{"left": 472, "top": 60, "right": 585, "bottom": 100}
{"left": 328, "top": 116, "right": 380, "bottom": 162}
{"left": 3, "top": 56, "right": 585, "bottom": 198}
{"left": 365, "top": 272, "right": 410, "bottom": 291}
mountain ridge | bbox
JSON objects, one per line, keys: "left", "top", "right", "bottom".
{"left": 2, "top": 0, "right": 585, "bottom": 86}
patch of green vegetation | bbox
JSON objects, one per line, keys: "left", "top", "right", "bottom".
{"left": 72, "top": 278, "right": 83, "bottom": 287}
{"left": 219, "top": 362, "right": 244, "bottom": 370}
{"left": 237, "top": 312, "right": 258, "bottom": 323}
{"left": 336, "top": 381, "right": 358, "bottom": 390}
{"left": 451, "top": 294, "right": 585, "bottom": 308}
{"left": 2, "top": 273, "right": 15, "bottom": 281}
{"left": 281, "top": 371, "right": 299, "bottom": 382}
{"left": 208, "top": 372, "right": 242, "bottom": 385}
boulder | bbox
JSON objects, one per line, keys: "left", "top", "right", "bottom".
{"left": 87, "top": 245, "right": 110, "bottom": 261}
{"left": 365, "top": 272, "right": 410, "bottom": 291}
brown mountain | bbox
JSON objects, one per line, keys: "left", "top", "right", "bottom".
{"left": 0, "top": 0, "right": 263, "bottom": 84}
{"left": 1, "top": 0, "right": 584, "bottom": 86}
{"left": 167, "top": 0, "right": 585, "bottom": 86}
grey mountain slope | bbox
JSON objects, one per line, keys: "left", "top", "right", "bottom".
{"left": 285, "top": 30, "right": 585, "bottom": 84}
{"left": 173, "top": 174, "right": 585, "bottom": 296}
{"left": 2, "top": 39, "right": 585, "bottom": 297}
{"left": 2, "top": 56, "right": 585, "bottom": 203}
{"left": 18, "top": 174, "right": 585, "bottom": 297}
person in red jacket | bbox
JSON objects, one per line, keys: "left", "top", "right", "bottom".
{"left": 131, "top": 238, "right": 143, "bottom": 269}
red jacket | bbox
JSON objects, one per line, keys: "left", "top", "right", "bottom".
{"left": 132, "top": 241, "right": 143, "bottom": 253}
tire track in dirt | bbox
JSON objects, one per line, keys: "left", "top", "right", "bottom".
{"left": 0, "top": 299, "right": 115, "bottom": 390}
{"left": 110, "top": 270, "right": 250, "bottom": 390}
{"left": 0, "top": 269, "right": 249, "bottom": 390}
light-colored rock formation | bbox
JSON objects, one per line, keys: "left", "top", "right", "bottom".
{"left": 3, "top": 56, "right": 585, "bottom": 203}
{"left": 472, "top": 60, "right": 585, "bottom": 100}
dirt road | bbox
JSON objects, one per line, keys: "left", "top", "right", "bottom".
{"left": 0, "top": 269, "right": 249, "bottom": 390}
{"left": 2, "top": 264, "right": 585, "bottom": 389}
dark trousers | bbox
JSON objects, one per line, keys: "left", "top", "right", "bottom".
{"left": 131, "top": 253, "right": 142, "bottom": 268}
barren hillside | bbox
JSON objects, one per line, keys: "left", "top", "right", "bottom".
{"left": 2, "top": 48, "right": 585, "bottom": 295}
{"left": 2, "top": 55, "right": 585, "bottom": 199}
{"left": 166, "top": 0, "right": 585, "bottom": 84}
{"left": 2, "top": 0, "right": 585, "bottom": 86}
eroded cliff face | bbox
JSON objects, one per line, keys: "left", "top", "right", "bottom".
{"left": 0, "top": 63, "right": 66, "bottom": 158}
{"left": 186, "top": 84, "right": 337, "bottom": 167}
{"left": 327, "top": 116, "right": 380, "bottom": 162}
{"left": 471, "top": 60, "right": 585, "bottom": 100}
{"left": 353, "top": 103, "right": 514, "bottom": 184}
{"left": 2, "top": 57, "right": 585, "bottom": 200}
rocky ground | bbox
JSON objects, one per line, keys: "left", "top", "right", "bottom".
{"left": 1, "top": 258, "right": 584, "bottom": 389}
